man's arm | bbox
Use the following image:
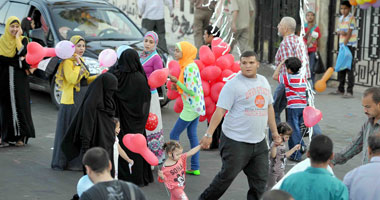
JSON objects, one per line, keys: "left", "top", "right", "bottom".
{"left": 268, "top": 104, "right": 282, "bottom": 145}
{"left": 344, "top": 29, "right": 353, "bottom": 46}
{"left": 232, "top": 10, "right": 238, "bottom": 33}
{"left": 164, "top": 0, "right": 174, "bottom": 17}
{"left": 331, "top": 122, "right": 366, "bottom": 165}
{"left": 200, "top": 107, "right": 227, "bottom": 149}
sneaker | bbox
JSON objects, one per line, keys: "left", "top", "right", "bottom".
{"left": 288, "top": 157, "right": 301, "bottom": 163}
{"left": 342, "top": 93, "right": 354, "bottom": 98}
{"left": 329, "top": 90, "right": 344, "bottom": 95}
{"left": 186, "top": 170, "right": 200, "bottom": 176}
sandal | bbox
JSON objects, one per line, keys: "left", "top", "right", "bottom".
{"left": 0, "top": 142, "right": 10, "bottom": 148}
{"left": 15, "top": 141, "right": 24, "bottom": 147}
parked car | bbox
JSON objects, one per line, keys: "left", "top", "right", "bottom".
{"left": 0, "top": 0, "right": 172, "bottom": 108}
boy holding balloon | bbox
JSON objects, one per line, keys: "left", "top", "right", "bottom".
{"left": 273, "top": 57, "right": 307, "bottom": 162}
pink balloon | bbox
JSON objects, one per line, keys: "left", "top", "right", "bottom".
{"left": 145, "top": 113, "right": 158, "bottom": 131}
{"left": 194, "top": 60, "right": 205, "bottom": 72}
{"left": 99, "top": 49, "right": 117, "bottom": 67}
{"left": 148, "top": 68, "right": 169, "bottom": 89}
{"left": 168, "top": 60, "right": 180, "bottom": 78}
{"left": 26, "top": 42, "right": 56, "bottom": 66}
{"left": 211, "top": 82, "right": 225, "bottom": 102}
{"left": 55, "top": 40, "right": 75, "bottom": 59}
{"left": 201, "top": 66, "right": 222, "bottom": 81}
{"left": 123, "top": 134, "right": 158, "bottom": 166}
{"left": 231, "top": 61, "right": 241, "bottom": 73}
{"left": 360, "top": 2, "right": 371, "bottom": 8}
{"left": 216, "top": 54, "right": 234, "bottom": 70}
{"left": 202, "top": 81, "right": 210, "bottom": 96}
{"left": 212, "top": 41, "right": 231, "bottom": 59}
{"left": 372, "top": 0, "right": 380, "bottom": 8}
{"left": 199, "top": 45, "right": 215, "bottom": 66}
{"left": 174, "top": 97, "right": 183, "bottom": 113}
{"left": 167, "top": 89, "right": 180, "bottom": 100}
{"left": 303, "top": 106, "right": 323, "bottom": 127}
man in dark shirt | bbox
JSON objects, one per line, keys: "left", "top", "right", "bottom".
{"left": 80, "top": 147, "right": 146, "bottom": 200}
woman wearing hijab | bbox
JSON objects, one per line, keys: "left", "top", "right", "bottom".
{"left": 140, "top": 31, "right": 165, "bottom": 165}
{"left": 168, "top": 41, "right": 205, "bottom": 176}
{"left": 61, "top": 73, "right": 118, "bottom": 171}
{"left": 0, "top": 16, "right": 35, "bottom": 147}
{"left": 51, "top": 35, "right": 97, "bottom": 170}
{"left": 109, "top": 48, "right": 153, "bottom": 186}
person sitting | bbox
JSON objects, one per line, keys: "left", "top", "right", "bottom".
{"left": 80, "top": 147, "right": 146, "bottom": 200}
{"left": 343, "top": 133, "right": 380, "bottom": 200}
{"left": 280, "top": 135, "right": 349, "bottom": 200}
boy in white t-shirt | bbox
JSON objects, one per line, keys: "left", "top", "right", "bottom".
{"left": 199, "top": 51, "right": 282, "bottom": 200}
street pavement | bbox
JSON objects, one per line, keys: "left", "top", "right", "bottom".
{"left": 0, "top": 64, "right": 368, "bottom": 200}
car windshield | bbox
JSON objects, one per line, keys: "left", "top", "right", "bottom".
{"left": 51, "top": 7, "right": 143, "bottom": 41}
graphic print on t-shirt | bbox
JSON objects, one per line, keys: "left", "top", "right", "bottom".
{"left": 174, "top": 171, "right": 185, "bottom": 187}
{"left": 244, "top": 86, "right": 270, "bottom": 117}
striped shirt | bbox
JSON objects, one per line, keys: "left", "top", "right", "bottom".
{"left": 279, "top": 73, "right": 307, "bottom": 109}
{"left": 338, "top": 13, "right": 358, "bottom": 47}
{"left": 275, "top": 34, "right": 310, "bottom": 79}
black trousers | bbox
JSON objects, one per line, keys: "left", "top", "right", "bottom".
{"left": 199, "top": 133, "right": 269, "bottom": 200}
{"left": 141, "top": 18, "right": 168, "bottom": 53}
{"left": 338, "top": 46, "right": 355, "bottom": 94}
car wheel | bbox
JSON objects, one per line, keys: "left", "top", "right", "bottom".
{"left": 158, "top": 84, "right": 170, "bottom": 107}
{"left": 50, "top": 77, "right": 62, "bottom": 109}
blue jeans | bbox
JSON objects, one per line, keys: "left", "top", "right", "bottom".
{"left": 287, "top": 108, "right": 306, "bottom": 160}
{"left": 268, "top": 84, "right": 287, "bottom": 142}
{"left": 309, "top": 52, "right": 316, "bottom": 86}
{"left": 170, "top": 117, "right": 200, "bottom": 170}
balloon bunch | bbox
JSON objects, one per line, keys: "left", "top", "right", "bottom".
{"left": 166, "top": 37, "right": 240, "bottom": 122}
{"left": 350, "top": 0, "right": 380, "bottom": 8}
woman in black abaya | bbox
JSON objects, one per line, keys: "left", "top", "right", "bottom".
{"left": 0, "top": 16, "right": 35, "bottom": 147}
{"left": 109, "top": 49, "right": 153, "bottom": 186}
{"left": 61, "top": 73, "right": 118, "bottom": 166}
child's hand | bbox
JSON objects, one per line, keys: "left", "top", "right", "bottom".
{"left": 158, "top": 170, "right": 164, "bottom": 179}
{"left": 295, "top": 144, "right": 301, "bottom": 150}
{"left": 128, "top": 159, "right": 134, "bottom": 165}
{"left": 169, "top": 75, "right": 178, "bottom": 83}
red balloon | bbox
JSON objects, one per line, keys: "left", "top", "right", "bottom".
{"left": 211, "top": 37, "right": 222, "bottom": 50}
{"left": 174, "top": 97, "right": 183, "bottom": 113}
{"left": 205, "top": 101, "right": 216, "bottom": 116}
{"left": 26, "top": 42, "right": 56, "bottom": 66}
{"left": 202, "top": 81, "right": 210, "bottom": 96}
{"left": 167, "top": 89, "right": 180, "bottom": 100}
{"left": 216, "top": 54, "right": 234, "bottom": 70}
{"left": 204, "top": 96, "right": 214, "bottom": 108}
{"left": 148, "top": 68, "right": 169, "bottom": 89}
{"left": 211, "top": 82, "right": 225, "bottom": 102}
{"left": 206, "top": 112, "right": 213, "bottom": 123}
{"left": 201, "top": 66, "right": 222, "bottom": 81}
{"left": 199, "top": 115, "right": 207, "bottom": 122}
{"left": 123, "top": 134, "right": 158, "bottom": 166}
{"left": 194, "top": 60, "right": 205, "bottom": 72}
{"left": 145, "top": 113, "right": 159, "bottom": 131}
{"left": 231, "top": 61, "right": 241, "bottom": 73}
{"left": 199, "top": 45, "right": 215, "bottom": 66}
{"left": 212, "top": 41, "right": 231, "bottom": 59}
{"left": 218, "top": 69, "right": 234, "bottom": 82}
{"left": 168, "top": 60, "right": 181, "bottom": 78}
{"left": 303, "top": 106, "right": 323, "bottom": 127}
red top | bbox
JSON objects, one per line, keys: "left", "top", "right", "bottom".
{"left": 304, "top": 25, "right": 320, "bottom": 53}
{"left": 161, "top": 153, "right": 187, "bottom": 190}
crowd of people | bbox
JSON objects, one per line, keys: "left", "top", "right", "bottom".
{"left": 0, "top": 0, "right": 379, "bottom": 200}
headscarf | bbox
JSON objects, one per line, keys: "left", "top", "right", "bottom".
{"left": 62, "top": 73, "right": 118, "bottom": 161}
{"left": 176, "top": 41, "right": 197, "bottom": 94}
{"left": 140, "top": 31, "right": 159, "bottom": 65}
{"left": 117, "top": 45, "right": 132, "bottom": 59}
{"left": 0, "top": 16, "right": 24, "bottom": 57}
{"left": 70, "top": 35, "right": 84, "bottom": 45}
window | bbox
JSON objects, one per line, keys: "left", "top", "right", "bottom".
{"left": 5, "top": 2, "right": 29, "bottom": 23}
{"left": 0, "top": 1, "right": 10, "bottom": 24}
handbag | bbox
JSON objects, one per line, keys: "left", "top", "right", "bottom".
{"left": 313, "top": 52, "right": 326, "bottom": 74}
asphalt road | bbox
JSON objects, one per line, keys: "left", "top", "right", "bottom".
{"left": 0, "top": 64, "right": 366, "bottom": 200}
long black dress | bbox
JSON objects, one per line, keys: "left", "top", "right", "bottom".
{"left": 61, "top": 73, "right": 118, "bottom": 164}
{"left": 109, "top": 49, "right": 153, "bottom": 186}
{"left": 0, "top": 37, "right": 35, "bottom": 144}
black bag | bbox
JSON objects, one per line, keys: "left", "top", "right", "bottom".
{"left": 314, "top": 52, "right": 326, "bottom": 74}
